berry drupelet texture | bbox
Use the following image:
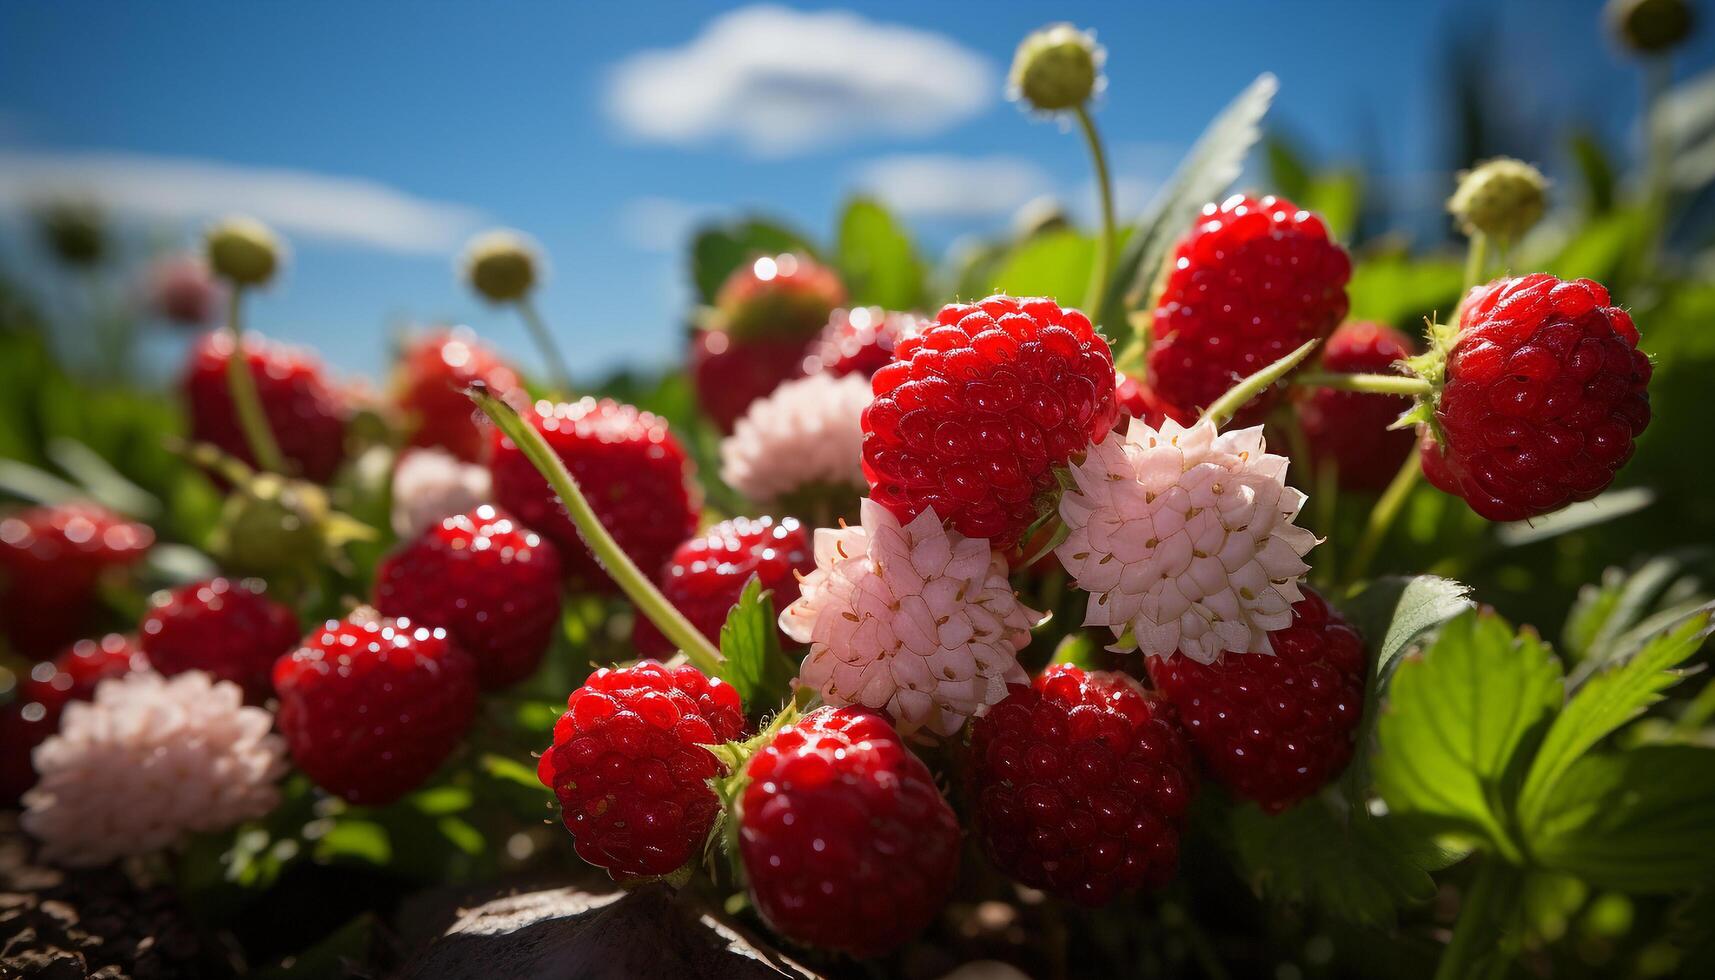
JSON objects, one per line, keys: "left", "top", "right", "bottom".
{"left": 0, "top": 634, "right": 145, "bottom": 803}
{"left": 1146, "top": 589, "right": 1366, "bottom": 812}
{"left": 633, "top": 516, "right": 814, "bottom": 657}
{"left": 802, "top": 307, "right": 922, "bottom": 379}
{"left": 182, "top": 331, "right": 349, "bottom": 483}
{"left": 138, "top": 578, "right": 299, "bottom": 703}
{"left": 690, "top": 329, "right": 815, "bottom": 433}
{"left": 967, "top": 665, "right": 1196, "bottom": 905}
{"left": 0, "top": 504, "right": 154, "bottom": 658}
{"left": 536, "top": 662, "right": 746, "bottom": 880}
{"left": 1296, "top": 321, "right": 1418, "bottom": 491}
{"left": 395, "top": 329, "right": 522, "bottom": 462}
{"left": 861, "top": 294, "right": 1118, "bottom": 548}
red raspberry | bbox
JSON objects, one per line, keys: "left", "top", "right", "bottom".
{"left": 139, "top": 578, "right": 300, "bottom": 703}
{"left": 145, "top": 254, "right": 223, "bottom": 328}
{"left": 1148, "top": 195, "right": 1352, "bottom": 421}
{"left": 1420, "top": 274, "right": 1651, "bottom": 521}
{"left": 633, "top": 516, "right": 813, "bottom": 657}
{"left": 536, "top": 661, "right": 746, "bottom": 880}
{"left": 802, "top": 307, "right": 923, "bottom": 378}
{"left": 967, "top": 665, "right": 1195, "bottom": 905}
{"left": 716, "top": 253, "right": 846, "bottom": 341}
{"left": 1, "top": 504, "right": 154, "bottom": 659}
{"left": 690, "top": 329, "right": 812, "bottom": 433}
{"left": 1296, "top": 321, "right": 1418, "bottom": 491}
{"left": 274, "top": 613, "right": 478, "bottom": 805}
{"left": 1112, "top": 370, "right": 1189, "bottom": 430}
{"left": 739, "top": 705, "right": 959, "bottom": 956}
{"left": 0, "top": 634, "right": 145, "bottom": 803}
{"left": 1145, "top": 589, "right": 1365, "bottom": 812}
{"left": 862, "top": 295, "right": 1119, "bottom": 548}
{"left": 182, "top": 331, "right": 349, "bottom": 483}
{"left": 394, "top": 328, "right": 522, "bottom": 462}
{"left": 490, "top": 398, "right": 699, "bottom": 593}
{"left": 374, "top": 505, "right": 562, "bottom": 689}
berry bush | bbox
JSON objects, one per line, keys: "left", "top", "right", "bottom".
{"left": 3, "top": 8, "right": 1715, "bottom": 979}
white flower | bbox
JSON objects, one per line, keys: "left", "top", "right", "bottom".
{"left": 392, "top": 447, "right": 492, "bottom": 539}
{"left": 22, "top": 671, "right": 287, "bottom": 867}
{"left": 781, "top": 499, "right": 1037, "bottom": 739}
{"left": 1055, "top": 417, "right": 1317, "bottom": 663}
{"left": 720, "top": 372, "right": 870, "bottom": 505}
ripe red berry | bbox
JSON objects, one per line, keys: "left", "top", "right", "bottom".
{"left": 1420, "top": 274, "right": 1652, "bottom": 521}
{"left": 145, "top": 254, "right": 223, "bottom": 328}
{"left": 1148, "top": 195, "right": 1351, "bottom": 422}
{"left": 633, "top": 516, "right": 814, "bottom": 657}
{"left": 1145, "top": 589, "right": 1366, "bottom": 812}
{"left": 802, "top": 307, "right": 923, "bottom": 379}
{"left": 1296, "top": 321, "right": 1418, "bottom": 491}
{"left": 861, "top": 295, "right": 1119, "bottom": 548}
{"left": 536, "top": 661, "right": 746, "bottom": 880}
{"left": 374, "top": 505, "right": 562, "bottom": 689}
{"left": 489, "top": 398, "right": 699, "bottom": 593}
{"left": 0, "top": 504, "right": 154, "bottom": 659}
{"left": 274, "top": 613, "right": 478, "bottom": 805}
{"left": 183, "top": 331, "right": 349, "bottom": 482}
{"left": 739, "top": 705, "right": 959, "bottom": 956}
{"left": 1112, "top": 370, "right": 1189, "bottom": 430}
{"left": 716, "top": 253, "right": 846, "bottom": 342}
{"left": 139, "top": 578, "right": 300, "bottom": 703}
{"left": 967, "top": 665, "right": 1195, "bottom": 905}
{"left": 0, "top": 634, "right": 145, "bottom": 803}
{"left": 690, "top": 329, "right": 813, "bottom": 433}
{"left": 394, "top": 328, "right": 522, "bottom": 462}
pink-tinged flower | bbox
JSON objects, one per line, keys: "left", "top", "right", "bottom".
{"left": 1056, "top": 417, "right": 1317, "bottom": 663}
{"left": 720, "top": 372, "right": 869, "bottom": 505}
{"left": 391, "top": 447, "right": 492, "bottom": 540}
{"left": 144, "top": 253, "right": 225, "bottom": 327}
{"left": 780, "top": 499, "right": 1037, "bottom": 739}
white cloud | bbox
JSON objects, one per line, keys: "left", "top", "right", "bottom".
{"left": 0, "top": 150, "right": 483, "bottom": 254}
{"left": 853, "top": 154, "right": 1053, "bottom": 219}
{"left": 606, "top": 5, "right": 995, "bottom": 157}
{"left": 619, "top": 196, "right": 718, "bottom": 253}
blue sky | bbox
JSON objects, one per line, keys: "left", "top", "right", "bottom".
{"left": 1, "top": 0, "right": 1709, "bottom": 383}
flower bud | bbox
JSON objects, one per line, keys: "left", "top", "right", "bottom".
{"left": 1607, "top": 0, "right": 1694, "bottom": 54}
{"left": 461, "top": 230, "right": 540, "bottom": 303}
{"left": 34, "top": 200, "right": 107, "bottom": 268}
{"left": 214, "top": 474, "right": 329, "bottom": 577}
{"left": 1448, "top": 158, "right": 1549, "bottom": 244}
{"left": 205, "top": 216, "right": 283, "bottom": 287}
{"left": 1009, "top": 24, "right": 1104, "bottom": 113}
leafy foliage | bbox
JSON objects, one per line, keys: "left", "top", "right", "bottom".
{"left": 835, "top": 197, "right": 926, "bottom": 312}
{"left": 715, "top": 575, "right": 797, "bottom": 712}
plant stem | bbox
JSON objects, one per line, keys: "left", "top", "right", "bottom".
{"left": 1461, "top": 231, "right": 1490, "bottom": 297}
{"left": 222, "top": 286, "right": 286, "bottom": 473}
{"left": 1434, "top": 860, "right": 1518, "bottom": 980}
{"left": 1075, "top": 105, "right": 1117, "bottom": 316}
{"left": 469, "top": 385, "right": 724, "bottom": 675}
{"left": 515, "top": 295, "right": 574, "bottom": 396}
{"left": 1344, "top": 446, "right": 1421, "bottom": 585}
{"left": 1198, "top": 338, "right": 1321, "bottom": 428}
{"left": 1291, "top": 372, "right": 1432, "bottom": 397}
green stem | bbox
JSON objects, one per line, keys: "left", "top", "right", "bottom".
{"left": 1291, "top": 372, "right": 1432, "bottom": 397}
{"left": 222, "top": 286, "right": 286, "bottom": 473}
{"left": 1461, "top": 231, "right": 1490, "bottom": 298}
{"left": 1435, "top": 860, "right": 1518, "bottom": 980}
{"left": 469, "top": 385, "right": 724, "bottom": 676}
{"left": 515, "top": 295, "right": 574, "bottom": 396}
{"left": 1344, "top": 446, "right": 1421, "bottom": 585}
{"left": 1198, "top": 338, "right": 1321, "bottom": 429}
{"left": 1075, "top": 105, "right": 1117, "bottom": 316}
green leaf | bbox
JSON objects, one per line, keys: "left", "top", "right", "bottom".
{"left": 314, "top": 819, "right": 392, "bottom": 866}
{"left": 1345, "top": 251, "right": 1463, "bottom": 327}
{"left": 716, "top": 575, "right": 796, "bottom": 711}
{"left": 1493, "top": 486, "right": 1654, "bottom": 548}
{"left": 990, "top": 230, "right": 1098, "bottom": 308}
{"left": 1372, "top": 609, "right": 1562, "bottom": 859}
{"left": 482, "top": 752, "right": 547, "bottom": 791}
{"left": 1530, "top": 745, "right": 1715, "bottom": 892}
{"left": 835, "top": 197, "right": 925, "bottom": 312}
{"left": 1518, "top": 613, "right": 1713, "bottom": 831}
{"left": 1561, "top": 553, "right": 1709, "bottom": 672}
{"left": 689, "top": 218, "right": 820, "bottom": 304}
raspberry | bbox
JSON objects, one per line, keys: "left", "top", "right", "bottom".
{"left": 1148, "top": 195, "right": 1351, "bottom": 421}
{"left": 967, "top": 665, "right": 1195, "bottom": 905}
{"left": 1, "top": 504, "right": 154, "bottom": 658}
{"left": 490, "top": 398, "right": 699, "bottom": 592}
{"left": 1112, "top": 370, "right": 1187, "bottom": 430}
{"left": 139, "top": 578, "right": 300, "bottom": 703}
{"left": 802, "top": 307, "right": 922, "bottom": 379}
{"left": 1145, "top": 589, "right": 1365, "bottom": 812}
{"left": 1296, "top": 321, "right": 1418, "bottom": 491}
{"left": 273, "top": 613, "right": 478, "bottom": 805}
{"left": 183, "top": 331, "right": 349, "bottom": 482}
{"left": 715, "top": 253, "right": 845, "bottom": 342}
{"left": 861, "top": 295, "right": 1119, "bottom": 548}
{"left": 633, "top": 516, "right": 814, "bottom": 657}
{"left": 0, "top": 634, "right": 144, "bottom": 803}
{"left": 395, "top": 328, "right": 522, "bottom": 462}
{"left": 374, "top": 505, "right": 562, "bottom": 689}
{"left": 1420, "top": 275, "right": 1651, "bottom": 521}
{"left": 690, "top": 329, "right": 812, "bottom": 433}
{"left": 536, "top": 661, "right": 746, "bottom": 880}
{"left": 739, "top": 705, "right": 959, "bottom": 956}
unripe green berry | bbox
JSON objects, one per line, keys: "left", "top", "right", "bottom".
{"left": 462, "top": 229, "right": 540, "bottom": 303}
{"left": 215, "top": 474, "right": 329, "bottom": 577}
{"left": 1608, "top": 0, "right": 1694, "bottom": 54}
{"left": 1448, "top": 158, "right": 1549, "bottom": 244}
{"left": 206, "top": 216, "right": 282, "bottom": 286}
{"left": 1009, "top": 24, "right": 1103, "bottom": 113}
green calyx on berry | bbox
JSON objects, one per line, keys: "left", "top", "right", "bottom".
{"left": 206, "top": 215, "right": 283, "bottom": 287}
{"left": 1448, "top": 158, "right": 1549, "bottom": 245}
{"left": 1009, "top": 23, "right": 1104, "bottom": 113}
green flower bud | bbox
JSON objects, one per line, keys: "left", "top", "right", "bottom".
{"left": 1448, "top": 158, "right": 1549, "bottom": 244}
{"left": 205, "top": 216, "right": 283, "bottom": 287}
{"left": 462, "top": 229, "right": 540, "bottom": 303}
{"left": 214, "top": 474, "right": 329, "bottom": 577}
{"left": 1607, "top": 0, "right": 1695, "bottom": 54}
{"left": 1009, "top": 24, "right": 1104, "bottom": 113}
{"left": 34, "top": 200, "right": 107, "bottom": 268}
